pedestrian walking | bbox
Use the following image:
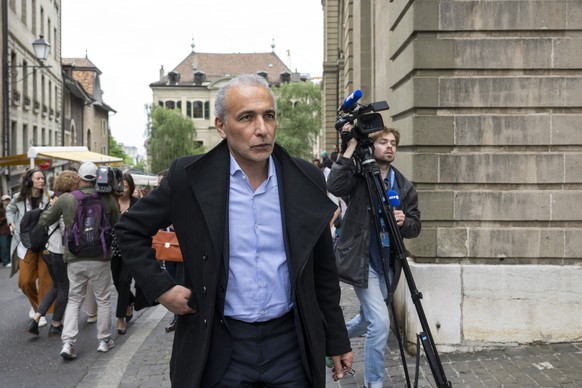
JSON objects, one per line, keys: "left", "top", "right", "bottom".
{"left": 116, "top": 74, "right": 353, "bottom": 387}
{"left": 39, "top": 162, "right": 120, "bottom": 360}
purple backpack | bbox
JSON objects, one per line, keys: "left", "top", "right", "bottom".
{"left": 67, "top": 190, "right": 112, "bottom": 258}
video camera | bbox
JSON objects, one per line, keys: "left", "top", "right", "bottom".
{"left": 335, "top": 89, "right": 390, "bottom": 141}
{"left": 96, "top": 165, "right": 124, "bottom": 196}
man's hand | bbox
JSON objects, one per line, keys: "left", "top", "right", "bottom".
{"left": 157, "top": 285, "right": 196, "bottom": 315}
{"left": 394, "top": 209, "right": 406, "bottom": 227}
{"left": 341, "top": 123, "right": 358, "bottom": 159}
{"left": 331, "top": 351, "right": 354, "bottom": 381}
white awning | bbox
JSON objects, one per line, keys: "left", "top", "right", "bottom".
{"left": 26, "top": 146, "right": 123, "bottom": 168}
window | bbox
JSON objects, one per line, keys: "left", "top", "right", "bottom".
{"left": 33, "top": 126, "right": 38, "bottom": 146}
{"left": 87, "top": 129, "right": 92, "bottom": 150}
{"left": 10, "top": 122, "right": 17, "bottom": 155}
{"left": 165, "top": 101, "right": 175, "bottom": 110}
{"left": 204, "top": 101, "right": 210, "bottom": 118}
{"left": 41, "top": 127, "right": 45, "bottom": 145}
{"left": 193, "top": 101, "right": 203, "bottom": 118}
{"left": 23, "top": 125, "right": 29, "bottom": 152}
{"left": 101, "top": 119, "right": 107, "bottom": 137}
{"left": 187, "top": 101, "right": 192, "bottom": 117}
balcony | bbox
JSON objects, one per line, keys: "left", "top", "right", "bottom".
{"left": 11, "top": 91, "right": 21, "bottom": 106}
{"left": 24, "top": 95, "right": 31, "bottom": 110}
{"left": 49, "top": 108, "right": 54, "bottom": 120}
{"left": 42, "top": 104, "right": 48, "bottom": 117}
{"left": 34, "top": 100, "right": 40, "bottom": 113}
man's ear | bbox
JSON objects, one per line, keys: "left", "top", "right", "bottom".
{"left": 215, "top": 117, "right": 227, "bottom": 139}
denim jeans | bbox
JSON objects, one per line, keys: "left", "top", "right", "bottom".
{"left": 346, "top": 267, "right": 391, "bottom": 388}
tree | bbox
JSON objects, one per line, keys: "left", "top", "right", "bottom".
{"left": 147, "top": 107, "right": 205, "bottom": 173}
{"left": 274, "top": 81, "right": 321, "bottom": 161}
{"left": 108, "top": 134, "right": 133, "bottom": 165}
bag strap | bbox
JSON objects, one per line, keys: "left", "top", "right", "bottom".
{"left": 47, "top": 223, "right": 60, "bottom": 239}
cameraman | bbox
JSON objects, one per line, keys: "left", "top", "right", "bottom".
{"left": 327, "top": 123, "right": 421, "bottom": 388}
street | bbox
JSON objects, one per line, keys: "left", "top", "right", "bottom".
{"left": 0, "top": 265, "right": 153, "bottom": 388}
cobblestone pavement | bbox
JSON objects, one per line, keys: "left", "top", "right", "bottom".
{"left": 90, "top": 283, "right": 582, "bottom": 388}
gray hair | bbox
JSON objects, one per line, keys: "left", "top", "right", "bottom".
{"left": 214, "top": 74, "right": 277, "bottom": 122}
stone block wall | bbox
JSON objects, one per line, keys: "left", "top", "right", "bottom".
{"left": 324, "top": 0, "right": 582, "bottom": 350}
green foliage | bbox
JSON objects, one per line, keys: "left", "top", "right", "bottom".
{"left": 108, "top": 134, "right": 133, "bottom": 165}
{"left": 274, "top": 81, "right": 321, "bottom": 160}
{"left": 148, "top": 107, "right": 205, "bottom": 173}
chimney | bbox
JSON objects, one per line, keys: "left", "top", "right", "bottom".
{"left": 159, "top": 65, "right": 165, "bottom": 81}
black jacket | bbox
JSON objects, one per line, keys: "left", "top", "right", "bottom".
{"left": 327, "top": 155, "right": 421, "bottom": 289}
{"left": 116, "top": 141, "right": 351, "bottom": 387}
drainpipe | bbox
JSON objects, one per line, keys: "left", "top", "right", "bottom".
{"left": 2, "top": 0, "right": 10, "bottom": 193}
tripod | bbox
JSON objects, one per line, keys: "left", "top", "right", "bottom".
{"left": 353, "top": 138, "right": 452, "bottom": 388}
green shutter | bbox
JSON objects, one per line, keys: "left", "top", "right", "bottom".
{"left": 204, "top": 101, "right": 210, "bottom": 119}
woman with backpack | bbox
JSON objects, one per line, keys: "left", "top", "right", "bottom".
{"left": 111, "top": 172, "right": 138, "bottom": 335}
{"left": 6, "top": 168, "right": 53, "bottom": 326}
{"left": 27, "top": 170, "right": 79, "bottom": 336}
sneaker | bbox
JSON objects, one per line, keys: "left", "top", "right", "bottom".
{"left": 48, "top": 324, "right": 63, "bottom": 337}
{"left": 38, "top": 316, "right": 47, "bottom": 327}
{"left": 4, "top": 262, "right": 11, "bottom": 267}
{"left": 60, "top": 342, "right": 77, "bottom": 360}
{"left": 26, "top": 318, "right": 39, "bottom": 335}
{"left": 29, "top": 307, "right": 35, "bottom": 319}
{"left": 86, "top": 314, "right": 97, "bottom": 324}
{"left": 97, "top": 338, "right": 115, "bottom": 353}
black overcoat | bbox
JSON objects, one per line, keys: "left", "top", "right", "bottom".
{"left": 115, "top": 141, "right": 351, "bottom": 387}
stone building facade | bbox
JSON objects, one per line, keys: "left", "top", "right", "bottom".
{"left": 323, "top": 0, "right": 582, "bottom": 351}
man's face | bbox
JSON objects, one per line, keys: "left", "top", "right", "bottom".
{"left": 373, "top": 132, "right": 397, "bottom": 164}
{"left": 215, "top": 85, "right": 277, "bottom": 167}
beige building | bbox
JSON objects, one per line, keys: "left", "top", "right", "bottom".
{"left": 323, "top": 0, "right": 582, "bottom": 351}
{"left": 1, "top": 0, "right": 62, "bottom": 191}
{"left": 1, "top": 1, "right": 114, "bottom": 193}
{"left": 150, "top": 45, "right": 295, "bottom": 150}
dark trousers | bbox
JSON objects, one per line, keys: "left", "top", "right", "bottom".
{"left": 110, "top": 254, "right": 135, "bottom": 318}
{"left": 0, "top": 235, "right": 10, "bottom": 265}
{"left": 37, "top": 251, "right": 68, "bottom": 321}
{"left": 216, "top": 312, "right": 310, "bottom": 388}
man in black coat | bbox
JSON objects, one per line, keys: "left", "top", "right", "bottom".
{"left": 116, "top": 74, "right": 353, "bottom": 387}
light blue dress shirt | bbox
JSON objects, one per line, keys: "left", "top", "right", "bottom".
{"left": 223, "top": 154, "right": 293, "bottom": 322}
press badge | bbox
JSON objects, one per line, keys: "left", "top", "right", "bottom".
{"left": 380, "top": 232, "right": 389, "bottom": 248}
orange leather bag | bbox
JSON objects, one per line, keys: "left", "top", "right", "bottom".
{"left": 152, "top": 230, "right": 183, "bottom": 262}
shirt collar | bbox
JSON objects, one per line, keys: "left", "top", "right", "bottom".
{"left": 229, "top": 153, "right": 275, "bottom": 179}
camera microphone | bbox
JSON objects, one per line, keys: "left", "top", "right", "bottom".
{"left": 387, "top": 190, "right": 400, "bottom": 207}
{"left": 339, "top": 89, "right": 363, "bottom": 113}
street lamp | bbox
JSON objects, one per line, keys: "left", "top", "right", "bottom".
{"left": 31, "top": 34, "right": 51, "bottom": 64}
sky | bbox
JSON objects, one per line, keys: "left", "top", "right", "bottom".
{"left": 61, "top": 0, "right": 324, "bottom": 153}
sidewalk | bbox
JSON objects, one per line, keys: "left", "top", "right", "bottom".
{"left": 83, "top": 284, "right": 582, "bottom": 387}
